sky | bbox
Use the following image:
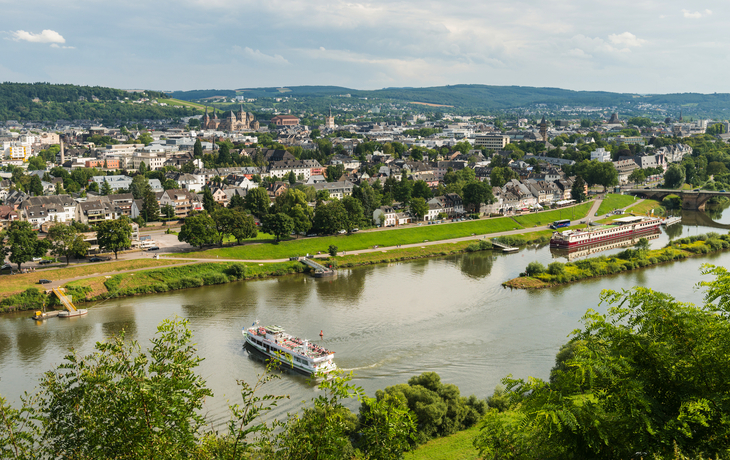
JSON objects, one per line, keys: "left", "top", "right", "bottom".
{"left": 1, "top": 0, "right": 727, "bottom": 94}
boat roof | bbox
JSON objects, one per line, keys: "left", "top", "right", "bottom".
{"left": 264, "top": 325, "right": 285, "bottom": 333}
{"left": 612, "top": 216, "right": 645, "bottom": 224}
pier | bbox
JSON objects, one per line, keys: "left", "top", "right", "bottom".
{"left": 300, "top": 258, "right": 336, "bottom": 277}
{"left": 491, "top": 240, "right": 519, "bottom": 253}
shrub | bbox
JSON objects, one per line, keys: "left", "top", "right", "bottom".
{"left": 202, "top": 273, "right": 229, "bottom": 285}
{"left": 547, "top": 262, "right": 565, "bottom": 275}
{"left": 328, "top": 245, "right": 338, "bottom": 257}
{"left": 525, "top": 261, "right": 546, "bottom": 276}
{"left": 226, "top": 263, "right": 247, "bottom": 279}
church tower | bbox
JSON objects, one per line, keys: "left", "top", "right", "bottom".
{"left": 539, "top": 116, "right": 548, "bottom": 143}
{"left": 325, "top": 107, "right": 335, "bottom": 130}
{"left": 202, "top": 106, "right": 210, "bottom": 129}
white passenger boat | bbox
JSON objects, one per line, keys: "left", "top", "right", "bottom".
{"left": 243, "top": 322, "right": 336, "bottom": 375}
{"left": 662, "top": 216, "right": 682, "bottom": 226}
{"left": 550, "top": 216, "right": 662, "bottom": 249}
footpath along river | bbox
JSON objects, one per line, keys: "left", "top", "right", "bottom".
{"left": 1, "top": 209, "right": 730, "bottom": 424}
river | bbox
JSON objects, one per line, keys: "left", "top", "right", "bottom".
{"left": 2, "top": 208, "right": 730, "bottom": 424}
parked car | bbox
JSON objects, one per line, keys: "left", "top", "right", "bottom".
{"left": 289, "top": 256, "right": 299, "bottom": 261}
{"left": 89, "top": 256, "right": 111, "bottom": 262}
{"left": 38, "top": 279, "right": 52, "bottom": 284}
{"left": 0, "top": 263, "right": 11, "bottom": 270}
{"left": 147, "top": 246, "right": 160, "bottom": 251}
{"left": 337, "top": 230, "right": 346, "bottom": 234}
{"left": 38, "top": 259, "right": 53, "bottom": 265}
{"left": 351, "top": 228, "right": 359, "bottom": 232}
{"left": 32, "top": 257, "right": 42, "bottom": 262}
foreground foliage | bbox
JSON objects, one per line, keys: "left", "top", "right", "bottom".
{"left": 476, "top": 265, "right": 730, "bottom": 460}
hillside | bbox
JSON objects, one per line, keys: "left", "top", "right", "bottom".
{"left": 0, "top": 83, "right": 197, "bottom": 122}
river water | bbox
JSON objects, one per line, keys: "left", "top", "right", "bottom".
{"left": 2, "top": 208, "right": 730, "bottom": 423}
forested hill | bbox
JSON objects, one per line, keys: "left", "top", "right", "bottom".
{"left": 0, "top": 83, "right": 193, "bottom": 122}
{"left": 172, "top": 84, "right": 730, "bottom": 115}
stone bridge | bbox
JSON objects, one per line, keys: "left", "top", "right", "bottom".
{"left": 680, "top": 210, "right": 730, "bottom": 230}
{"left": 626, "top": 189, "right": 730, "bottom": 211}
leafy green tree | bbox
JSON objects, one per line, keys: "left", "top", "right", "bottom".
{"left": 230, "top": 210, "right": 258, "bottom": 244}
{"left": 664, "top": 163, "right": 686, "bottom": 189}
{"left": 138, "top": 132, "right": 153, "bottom": 145}
{"left": 326, "top": 164, "right": 344, "bottom": 182}
{"left": 341, "top": 196, "right": 364, "bottom": 232}
{"left": 628, "top": 168, "right": 646, "bottom": 184}
{"left": 47, "top": 223, "right": 89, "bottom": 265}
{"left": 101, "top": 180, "right": 112, "bottom": 196}
{"left": 162, "top": 204, "right": 176, "bottom": 219}
{"left": 228, "top": 194, "right": 245, "bottom": 209}
{"left": 27, "top": 156, "right": 46, "bottom": 171}
{"left": 217, "top": 143, "right": 231, "bottom": 165}
{"left": 138, "top": 161, "right": 147, "bottom": 174}
{"left": 130, "top": 174, "right": 151, "bottom": 199}
{"left": 356, "top": 393, "right": 417, "bottom": 460}
{"left": 409, "top": 197, "right": 428, "bottom": 221}
{"left": 178, "top": 211, "right": 218, "bottom": 249}
{"left": 38, "top": 318, "right": 213, "bottom": 459}
{"left": 571, "top": 176, "right": 587, "bottom": 203}
{"left": 244, "top": 187, "right": 271, "bottom": 218}
{"left": 313, "top": 200, "right": 348, "bottom": 235}
{"left": 476, "top": 269, "right": 730, "bottom": 460}
{"left": 96, "top": 217, "right": 132, "bottom": 259}
{"left": 328, "top": 245, "right": 338, "bottom": 257}
{"left": 262, "top": 212, "right": 294, "bottom": 242}
{"left": 29, "top": 175, "right": 43, "bottom": 196}
{"left": 193, "top": 138, "right": 203, "bottom": 158}
{"left": 202, "top": 188, "right": 217, "bottom": 212}
{"left": 143, "top": 190, "right": 160, "bottom": 222}
{"left": 393, "top": 175, "right": 413, "bottom": 203}
{"left": 462, "top": 181, "right": 494, "bottom": 213}
{"left": 351, "top": 181, "right": 380, "bottom": 222}
{"left": 163, "top": 179, "right": 179, "bottom": 190}
{"left": 411, "top": 180, "right": 432, "bottom": 200}
{"left": 6, "top": 221, "right": 50, "bottom": 270}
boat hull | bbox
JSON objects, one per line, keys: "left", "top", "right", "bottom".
{"left": 58, "top": 309, "right": 88, "bottom": 318}
{"left": 244, "top": 342, "right": 319, "bottom": 376}
{"left": 550, "top": 221, "right": 661, "bottom": 249}
{"left": 243, "top": 327, "right": 336, "bottom": 376}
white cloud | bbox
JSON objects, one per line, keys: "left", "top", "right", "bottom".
{"left": 683, "top": 9, "right": 712, "bottom": 18}
{"left": 232, "top": 46, "right": 289, "bottom": 65}
{"left": 568, "top": 48, "right": 592, "bottom": 59}
{"left": 50, "top": 43, "right": 74, "bottom": 49}
{"left": 608, "top": 32, "right": 646, "bottom": 48}
{"left": 11, "top": 29, "right": 65, "bottom": 44}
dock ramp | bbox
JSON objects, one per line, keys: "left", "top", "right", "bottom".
{"left": 53, "top": 288, "right": 77, "bottom": 313}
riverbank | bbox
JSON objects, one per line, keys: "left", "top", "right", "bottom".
{"left": 503, "top": 232, "right": 730, "bottom": 289}
{"left": 33, "top": 234, "right": 551, "bottom": 308}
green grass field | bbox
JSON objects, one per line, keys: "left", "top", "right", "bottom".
{"left": 156, "top": 98, "right": 206, "bottom": 110}
{"left": 626, "top": 199, "right": 663, "bottom": 216}
{"left": 174, "top": 217, "right": 524, "bottom": 260}
{"left": 512, "top": 202, "right": 592, "bottom": 227}
{"left": 404, "top": 426, "right": 480, "bottom": 460}
{"left": 595, "top": 194, "right": 640, "bottom": 216}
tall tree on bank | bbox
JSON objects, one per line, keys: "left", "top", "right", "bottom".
{"left": 47, "top": 223, "right": 89, "bottom": 265}
{"left": 178, "top": 212, "right": 218, "bottom": 249}
{"left": 193, "top": 138, "right": 203, "bottom": 159}
{"left": 571, "top": 176, "right": 587, "bottom": 203}
{"left": 6, "top": 221, "right": 50, "bottom": 270}
{"left": 96, "top": 217, "right": 132, "bottom": 260}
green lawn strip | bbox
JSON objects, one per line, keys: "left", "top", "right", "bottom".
{"left": 595, "top": 194, "right": 640, "bottom": 216}
{"left": 512, "top": 202, "right": 592, "bottom": 227}
{"left": 504, "top": 232, "right": 730, "bottom": 289}
{"left": 626, "top": 199, "right": 664, "bottom": 216}
{"left": 63, "top": 261, "right": 304, "bottom": 302}
{"left": 172, "top": 217, "right": 523, "bottom": 260}
{"left": 404, "top": 425, "right": 480, "bottom": 460}
{"left": 156, "top": 98, "right": 206, "bottom": 110}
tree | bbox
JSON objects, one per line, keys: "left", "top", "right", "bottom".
{"left": 228, "top": 194, "right": 245, "bottom": 209}
{"left": 38, "top": 318, "right": 213, "bottom": 459}
{"left": 6, "top": 221, "right": 50, "bottom": 270}
{"left": 162, "top": 204, "right": 176, "bottom": 219}
{"left": 326, "top": 164, "right": 344, "bottom": 182}
{"left": 313, "top": 200, "right": 348, "bottom": 235}
{"left": 628, "top": 168, "right": 646, "bottom": 185}
{"left": 178, "top": 212, "right": 218, "bottom": 249}
{"left": 328, "top": 245, "right": 338, "bottom": 257}
{"left": 462, "top": 181, "right": 494, "bottom": 213}
{"left": 29, "top": 175, "right": 43, "bottom": 196}
{"left": 356, "top": 394, "right": 417, "bottom": 460}
{"left": 571, "top": 176, "right": 587, "bottom": 203}
{"left": 163, "top": 179, "right": 179, "bottom": 190}
{"left": 211, "top": 207, "right": 237, "bottom": 246}
{"left": 47, "top": 223, "right": 89, "bottom": 265}
{"left": 217, "top": 143, "right": 231, "bottom": 165}
{"left": 230, "top": 210, "right": 258, "bottom": 244}
{"left": 664, "top": 163, "right": 686, "bottom": 189}
{"left": 193, "top": 138, "right": 203, "bottom": 158}
{"left": 287, "top": 171, "right": 297, "bottom": 185}
{"left": 244, "top": 187, "right": 271, "bottom": 218}
{"left": 410, "top": 197, "right": 428, "bottom": 221}
{"left": 101, "top": 180, "right": 112, "bottom": 196}
{"left": 202, "top": 188, "right": 217, "bottom": 212}
{"left": 341, "top": 196, "right": 364, "bottom": 232}
{"left": 476, "top": 268, "right": 730, "bottom": 460}
{"left": 262, "top": 212, "right": 294, "bottom": 242}
{"left": 131, "top": 174, "right": 151, "bottom": 199}
{"left": 138, "top": 161, "right": 147, "bottom": 174}
{"left": 96, "top": 217, "right": 132, "bottom": 259}
{"left": 27, "top": 156, "right": 46, "bottom": 171}
{"left": 138, "top": 132, "right": 153, "bottom": 145}
{"left": 412, "top": 180, "right": 432, "bottom": 200}
{"left": 143, "top": 190, "right": 160, "bottom": 222}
